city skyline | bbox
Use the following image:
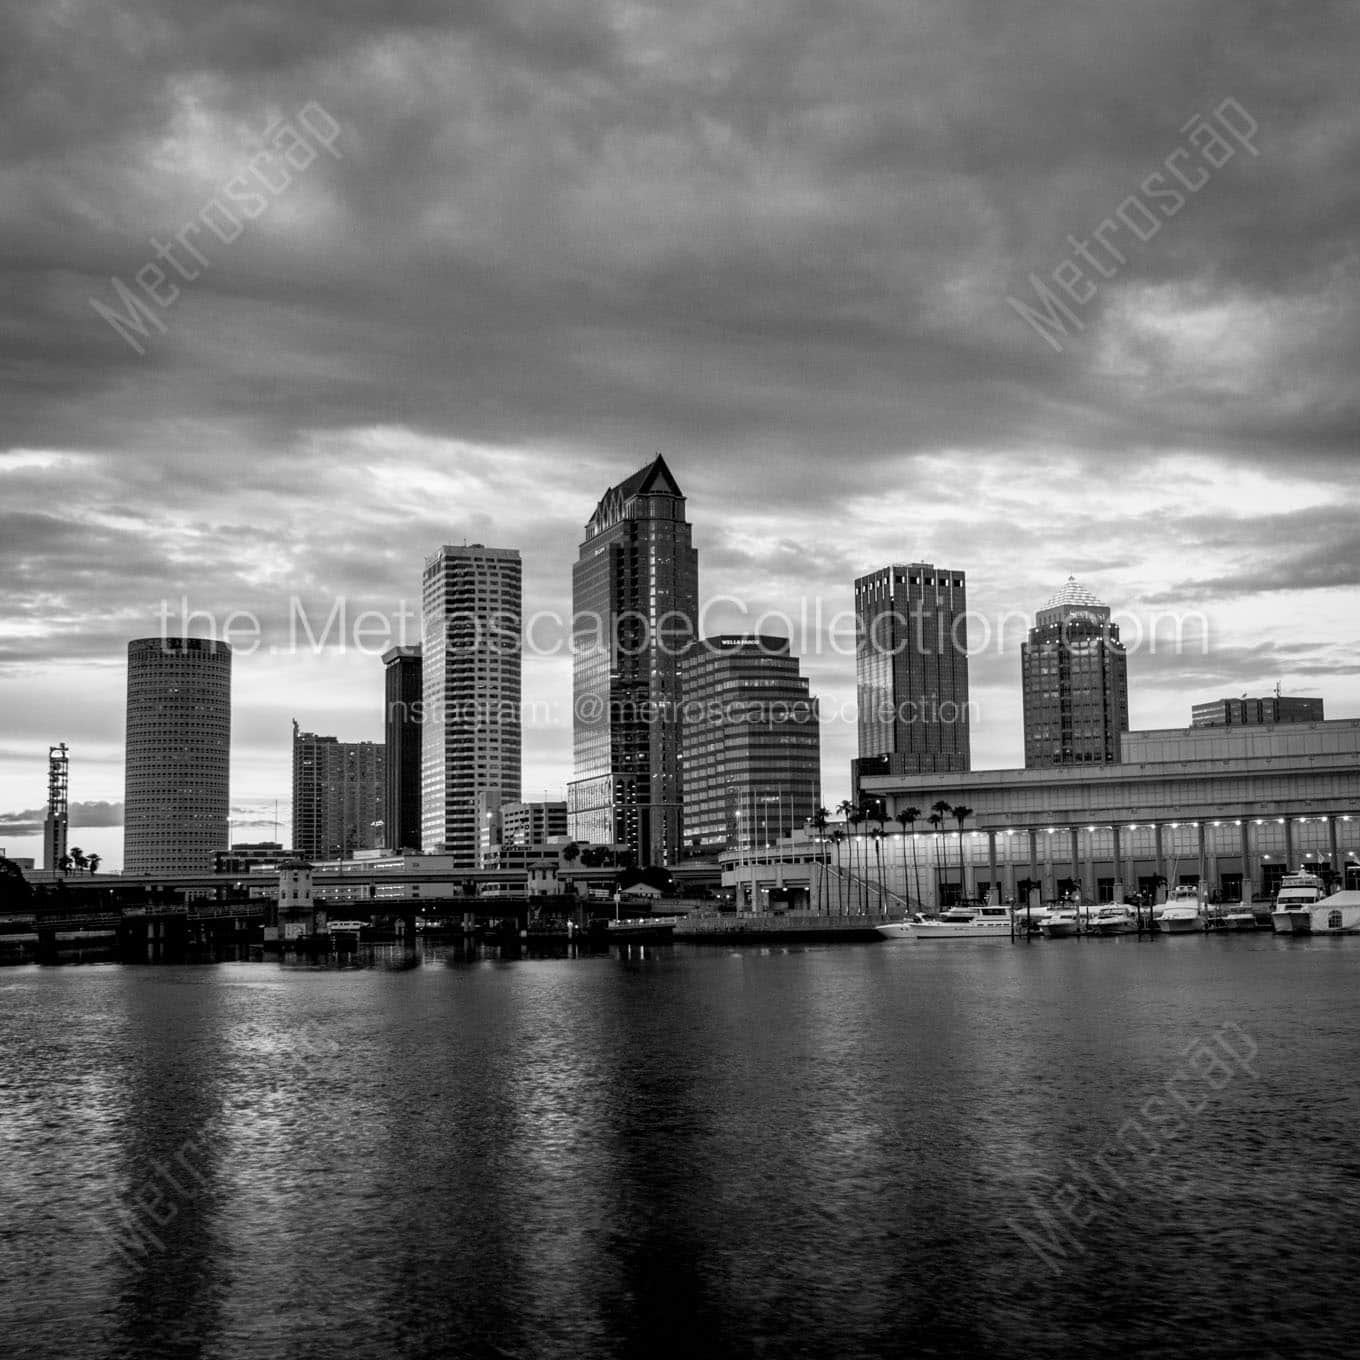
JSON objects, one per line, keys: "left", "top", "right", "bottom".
{"left": 2, "top": 4, "right": 1358, "bottom": 869}
{"left": 0, "top": 503, "right": 1349, "bottom": 870}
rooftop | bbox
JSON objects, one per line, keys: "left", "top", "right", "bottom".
{"left": 1040, "top": 576, "right": 1107, "bottom": 613}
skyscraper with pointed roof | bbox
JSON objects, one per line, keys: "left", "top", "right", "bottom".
{"left": 569, "top": 455, "right": 698, "bottom": 865}
{"left": 1021, "top": 577, "right": 1129, "bottom": 767}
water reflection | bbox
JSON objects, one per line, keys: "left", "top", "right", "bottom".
{"left": 5, "top": 942, "right": 1360, "bottom": 1358}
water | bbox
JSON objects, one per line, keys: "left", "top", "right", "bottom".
{"left": 3, "top": 935, "right": 1359, "bottom": 1358}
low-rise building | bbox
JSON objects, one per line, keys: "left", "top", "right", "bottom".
{"left": 853, "top": 717, "right": 1360, "bottom": 909}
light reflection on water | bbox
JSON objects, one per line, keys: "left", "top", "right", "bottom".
{"left": 2, "top": 936, "right": 1359, "bottom": 1358}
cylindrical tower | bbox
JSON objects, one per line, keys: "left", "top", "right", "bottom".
{"left": 124, "top": 637, "right": 232, "bottom": 875}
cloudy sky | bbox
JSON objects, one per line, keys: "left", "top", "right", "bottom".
{"left": 2, "top": 0, "right": 1358, "bottom": 869}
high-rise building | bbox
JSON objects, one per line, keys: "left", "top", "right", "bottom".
{"left": 291, "top": 723, "right": 386, "bottom": 860}
{"left": 680, "top": 635, "right": 821, "bottom": 857}
{"left": 124, "top": 637, "right": 231, "bottom": 875}
{"left": 853, "top": 562, "right": 970, "bottom": 785}
{"left": 382, "top": 645, "right": 423, "bottom": 851}
{"left": 1021, "top": 577, "right": 1129, "bottom": 767}
{"left": 1191, "top": 695, "right": 1323, "bottom": 728}
{"left": 421, "top": 545, "right": 522, "bottom": 866}
{"left": 569, "top": 456, "right": 698, "bottom": 865}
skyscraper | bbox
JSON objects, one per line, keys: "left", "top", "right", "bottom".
{"left": 680, "top": 635, "right": 821, "bottom": 857}
{"left": 421, "top": 545, "right": 522, "bottom": 866}
{"left": 569, "top": 455, "right": 698, "bottom": 865}
{"left": 124, "top": 636, "right": 231, "bottom": 875}
{"left": 853, "top": 562, "right": 970, "bottom": 784}
{"left": 1021, "top": 577, "right": 1129, "bottom": 767}
{"left": 382, "top": 645, "right": 423, "bottom": 851}
{"left": 291, "top": 724, "right": 387, "bottom": 860}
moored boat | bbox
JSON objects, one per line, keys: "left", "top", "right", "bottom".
{"left": 1088, "top": 904, "right": 1138, "bottom": 936}
{"left": 605, "top": 917, "right": 675, "bottom": 941}
{"left": 898, "top": 902, "right": 1013, "bottom": 939}
{"left": 1040, "top": 907, "right": 1082, "bottom": 939}
{"left": 874, "top": 918, "right": 914, "bottom": 940}
{"left": 1157, "top": 885, "right": 1205, "bottom": 934}
{"left": 1270, "top": 870, "right": 1327, "bottom": 935}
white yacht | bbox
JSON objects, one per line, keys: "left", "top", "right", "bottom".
{"left": 1088, "top": 904, "right": 1138, "bottom": 936}
{"left": 1040, "top": 906, "right": 1083, "bottom": 938}
{"left": 1157, "top": 885, "right": 1205, "bottom": 934}
{"left": 1270, "top": 870, "right": 1328, "bottom": 935}
{"left": 881, "top": 903, "right": 1013, "bottom": 940}
{"left": 1220, "top": 905, "right": 1259, "bottom": 932}
{"left": 874, "top": 918, "right": 914, "bottom": 940}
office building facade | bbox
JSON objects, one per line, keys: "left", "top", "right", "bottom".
{"left": 478, "top": 799, "right": 569, "bottom": 869}
{"left": 1021, "top": 577, "right": 1129, "bottom": 767}
{"left": 291, "top": 724, "right": 386, "bottom": 861}
{"left": 502, "top": 800, "right": 568, "bottom": 847}
{"left": 124, "top": 636, "right": 231, "bottom": 875}
{"left": 853, "top": 562, "right": 970, "bottom": 786}
{"left": 680, "top": 635, "right": 821, "bottom": 857}
{"left": 421, "top": 545, "right": 522, "bottom": 866}
{"left": 382, "top": 645, "right": 423, "bottom": 851}
{"left": 569, "top": 456, "right": 698, "bottom": 865}
{"left": 1191, "top": 695, "right": 1324, "bottom": 728}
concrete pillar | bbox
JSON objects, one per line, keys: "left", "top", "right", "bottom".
{"left": 1197, "top": 821, "right": 1208, "bottom": 898}
{"left": 1329, "top": 815, "right": 1340, "bottom": 889}
{"left": 988, "top": 831, "right": 999, "bottom": 904}
{"left": 1112, "top": 825, "right": 1124, "bottom": 902}
{"left": 1085, "top": 828, "right": 1097, "bottom": 902}
{"left": 1284, "top": 816, "right": 1295, "bottom": 870}
{"left": 1029, "top": 828, "right": 1039, "bottom": 902}
{"left": 1153, "top": 823, "right": 1166, "bottom": 902}
{"left": 1240, "top": 818, "right": 1254, "bottom": 905}
{"left": 1042, "top": 831, "right": 1056, "bottom": 903}
{"left": 1069, "top": 827, "right": 1081, "bottom": 897}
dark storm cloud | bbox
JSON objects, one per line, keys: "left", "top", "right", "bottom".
{"left": 0, "top": 0, "right": 1355, "bottom": 471}
{"left": 1141, "top": 508, "right": 1360, "bottom": 603}
{"left": 0, "top": 800, "right": 124, "bottom": 837}
{"left": 2, "top": 0, "right": 1359, "bottom": 827}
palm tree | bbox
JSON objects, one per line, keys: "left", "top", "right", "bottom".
{"left": 930, "top": 801, "right": 953, "bottom": 905}
{"left": 811, "top": 806, "right": 830, "bottom": 909}
{"left": 952, "top": 805, "right": 974, "bottom": 901}
{"left": 87, "top": 853, "right": 101, "bottom": 875}
{"left": 829, "top": 830, "right": 846, "bottom": 914}
{"left": 836, "top": 799, "right": 857, "bottom": 913}
{"left": 896, "top": 805, "right": 922, "bottom": 910}
{"left": 847, "top": 810, "right": 867, "bottom": 912}
{"left": 865, "top": 799, "right": 887, "bottom": 911}
{"left": 869, "top": 828, "right": 885, "bottom": 914}
{"left": 69, "top": 846, "right": 87, "bottom": 874}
